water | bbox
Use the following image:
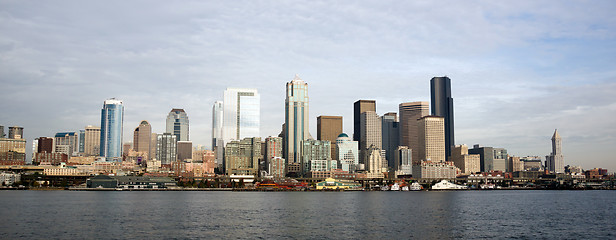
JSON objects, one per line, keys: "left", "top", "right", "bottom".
{"left": 1, "top": 191, "right": 615, "bottom": 239}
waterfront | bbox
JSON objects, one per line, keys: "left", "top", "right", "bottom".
{"left": 1, "top": 191, "right": 615, "bottom": 239}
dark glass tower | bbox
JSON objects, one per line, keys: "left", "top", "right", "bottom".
{"left": 430, "top": 76, "right": 454, "bottom": 159}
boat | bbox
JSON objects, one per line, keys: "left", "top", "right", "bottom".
{"left": 390, "top": 183, "right": 400, "bottom": 191}
{"left": 401, "top": 186, "right": 410, "bottom": 191}
{"left": 431, "top": 180, "right": 468, "bottom": 190}
{"left": 380, "top": 185, "right": 390, "bottom": 191}
{"left": 409, "top": 182, "right": 422, "bottom": 191}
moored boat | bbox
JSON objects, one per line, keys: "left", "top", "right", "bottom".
{"left": 431, "top": 180, "right": 468, "bottom": 190}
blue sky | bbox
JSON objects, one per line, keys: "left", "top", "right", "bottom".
{"left": 1, "top": 1, "right": 615, "bottom": 170}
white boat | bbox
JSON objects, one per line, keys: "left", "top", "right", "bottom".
{"left": 390, "top": 183, "right": 400, "bottom": 191}
{"left": 401, "top": 186, "right": 410, "bottom": 191}
{"left": 380, "top": 185, "right": 390, "bottom": 191}
{"left": 410, "top": 182, "right": 422, "bottom": 191}
{"left": 431, "top": 180, "right": 468, "bottom": 190}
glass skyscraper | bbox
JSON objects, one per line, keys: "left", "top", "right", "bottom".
{"left": 99, "top": 98, "right": 124, "bottom": 161}
{"left": 166, "top": 108, "right": 189, "bottom": 141}
{"left": 222, "top": 88, "right": 260, "bottom": 144}
{"left": 284, "top": 75, "right": 309, "bottom": 166}
{"left": 430, "top": 76, "right": 454, "bottom": 159}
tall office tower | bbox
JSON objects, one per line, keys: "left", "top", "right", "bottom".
{"left": 99, "top": 98, "right": 124, "bottom": 161}
{"left": 212, "top": 101, "right": 224, "bottom": 164}
{"left": 451, "top": 144, "right": 481, "bottom": 174}
{"left": 0, "top": 125, "right": 4, "bottom": 138}
{"left": 284, "top": 75, "right": 309, "bottom": 167}
{"left": 133, "top": 120, "right": 152, "bottom": 160}
{"left": 224, "top": 137, "right": 261, "bottom": 176}
{"left": 336, "top": 133, "right": 359, "bottom": 172}
{"left": 430, "top": 76, "right": 455, "bottom": 159}
{"left": 54, "top": 132, "right": 78, "bottom": 156}
{"left": 84, "top": 126, "right": 101, "bottom": 157}
{"left": 317, "top": 115, "right": 342, "bottom": 160}
{"left": 8, "top": 126, "right": 24, "bottom": 139}
{"left": 353, "top": 100, "right": 376, "bottom": 142}
{"left": 222, "top": 88, "right": 260, "bottom": 145}
{"left": 360, "top": 111, "right": 382, "bottom": 164}
{"left": 546, "top": 129, "right": 564, "bottom": 173}
{"left": 417, "top": 116, "right": 445, "bottom": 162}
{"left": 166, "top": 109, "right": 189, "bottom": 141}
{"left": 78, "top": 130, "right": 85, "bottom": 154}
{"left": 37, "top": 137, "right": 54, "bottom": 153}
{"left": 382, "top": 112, "right": 399, "bottom": 170}
{"left": 150, "top": 133, "right": 158, "bottom": 160}
{"left": 156, "top": 133, "right": 177, "bottom": 165}
{"left": 399, "top": 102, "right": 429, "bottom": 163}
{"left": 395, "top": 146, "right": 412, "bottom": 175}
{"left": 177, "top": 141, "right": 193, "bottom": 161}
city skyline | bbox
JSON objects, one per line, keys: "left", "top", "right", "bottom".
{"left": 1, "top": 1, "right": 615, "bottom": 170}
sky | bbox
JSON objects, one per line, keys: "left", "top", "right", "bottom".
{"left": 1, "top": 1, "right": 615, "bottom": 171}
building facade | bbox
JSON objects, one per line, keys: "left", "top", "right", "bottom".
{"left": 413, "top": 160, "right": 458, "bottom": 179}
{"left": 418, "top": 116, "right": 445, "bottom": 162}
{"left": 430, "top": 76, "right": 455, "bottom": 159}
{"left": 166, "top": 109, "right": 189, "bottom": 141}
{"left": 99, "top": 98, "right": 124, "bottom": 161}
{"left": 224, "top": 137, "right": 261, "bottom": 176}
{"left": 301, "top": 139, "right": 331, "bottom": 174}
{"left": 223, "top": 88, "right": 260, "bottom": 144}
{"left": 84, "top": 125, "right": 101, "bottom": 157}
{"left": 353, "top": 100, "right": 376, "bottom": 142}
{"left": 382, "top": 112, "right": 399, "bottom": 170}
{"left": 55, "top": 132, "right": 78, "bottom": 157}
{"left": 336, "top": 133, "right": 359, "bottom": 172}
{"left": 212, "top": 101, "right": 224, "bottom": 165}
{"left": 546, "top": 129, "right": 564, "bottom": 173}
{"left": 451, "top": 144, "right": 481, "bottom": 175}
{"left": 317, "top": 115, "right": 342, "bottom": 160}
{"left": 284, "top": 75, "right": 309, "bottom": 167}
{"left": 156, "top": 133, "right": 177, "bottom": 165}
{"left": 8, "top": 126, "right": 24, "bottom": 139}
{"left": 360, "top": 111, "right": 382, "bottom": 164}
{"left": 133, "top": 120, "right": 152, "bottom": 160}
{"left": 177, "top": 141, "right": 193, "bottom": 161}
{"left": 399, "top": 102, "right": 429, "bottom": 163}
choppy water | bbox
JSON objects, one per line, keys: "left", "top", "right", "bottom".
{"left": 1, "top": 190, "right": 615, "bottom": 239}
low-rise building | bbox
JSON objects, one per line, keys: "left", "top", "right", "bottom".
{"left": 0, "top": 172, "right": 20, "bottom": 186}
{"left": 315, "top": 178, "right": 361, "bottom": 190}
{"left": 413, "top": 160, "right": 459, "bottom": 180}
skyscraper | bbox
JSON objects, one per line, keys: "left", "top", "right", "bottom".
{"left": 546, "top": 129, "right": 564, "bottom": 173}
{"left": 84, "top": 125, "right": 101, "bottom": 157}
{"left": 133, "top": 120, "right": 152, "bottom": 160}
{"left": 336, "top": 133, "right": 359, "bottom": 172}
{"left": 54, "top": 132, "right": 78, "bottom": 157}
{"left": 382, "top": 112, "right": 399, "bottom": 170}
{"left": 284, "top": 75, "right": 309, "bottom": 166}
{"left": 166, "top": 109, "right": 189, "bottom": 141}
{"left": 317, "top": 115, "right": 342, "bottom": 160}
{"left": 430, "top": 76, "right": 455, "bottom": 159}
{"left": 399, "top": 101, "right": 429, "bottom": 164}
{"left": 156, "top": 133, "right": 176, "bottom": 165}
{"left": 78, "top": 130, "right": 85, "bottom": 154}
{"left": 222, "top": 88, "right": 260, "bottom": 144}
{"left": 212, "top": 101, "right": 224, "bottom": 166}
{"left": 360, "top": 111, "right": 382, "bottom": 165}
{"left": 417, "top": 116, "right": 445, "bottom": 162}
{"left": 354, "top": 100, "right": 376, "bottom": 142}
{"left": 99, "top": 98, "right": 124, "bottom": 161}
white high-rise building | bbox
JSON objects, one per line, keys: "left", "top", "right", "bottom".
{"left": 212, "top": 101, "right": 224, "bottom": 165}
{"left": 336, "top": 133, "right": 359, "bottom": 172}
{"left": 284, "top": 75, "right": 309, "bottom": 166}
{"left": 546, "top": 129, "right": 564, "bottom": 173}
{"left": 222, "top": 88, "right": 260, "bottom": 144}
